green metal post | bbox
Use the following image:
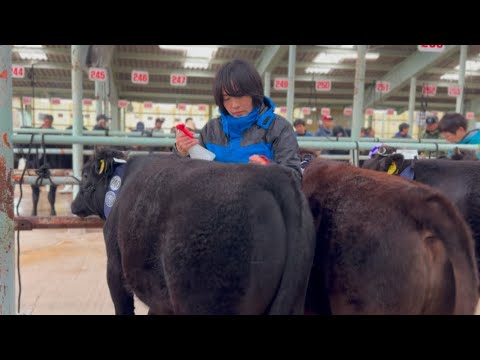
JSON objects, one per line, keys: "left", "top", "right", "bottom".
{"left": 0, "top": 45, "right": 15, "bottom": 315}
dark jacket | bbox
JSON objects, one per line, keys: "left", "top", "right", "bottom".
{"left": 174, "top": 97, "right": 302, "bottom": 182}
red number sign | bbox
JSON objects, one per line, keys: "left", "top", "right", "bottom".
{"left": 23, "top": 96, "right": 32, "bottom": 105}
{"left": 422, "top": 84, "right": 437, "bottom": 96}
{"left": 466, "top": 112, "right": 475, "bottom": 120}
{"left": 343, "top": 108, "right": 353, "bottom": 116}
{"left": 315, "top": 80, "right": 332, "bottom": 92}
{"left": 198, "top": 104, "right": 207, "bottom": 111}
{"left": 279, "top": 107, "right": 287, "bottom": 113}
{"left": 302, "top": 107, "right": 311, "bottom": 115}
{"left": 12, "top": 65, "right": 25, "bottom": 78}
{"left": 274, "top": 78, "right": 289, "bottom": 90}
{"left": 170, "top": 73, "right": 187, "bottom": 87}
{"left": 88, "top": 67, "right": 107, "bottom": 81}
{"left": 365, "top": 108, "right": 374, "bottom": 116}
{"left": 386, "top": 108, "right": 395, "bottom": 115}
{"left": 448, "top": 85, "right": 461, "bottom": 97}
{"left": 82, "top": 99, "right": 93, "bottom": 106}
{"left": 321, "top": 108, "right": 331, "bottom": 116}
{"left": 177, "top": 103, "right": 187, "bottom": 111}
{"left": 375, "top": 81, "right": 391, "bottom": 93}
{"left": 50, "top": 98, "right": 61, "bottom": 105}
{"left": 144, "top": 101, "right": 153, "bottom": 109}
{"left": 118, "top": 100, "right": 129, "bottom": 108}
{"left": 131, "top": 70, "right": 149, "bottom": 85}
{"left": 418, "top": 45, "right": 445, "bottom": 52}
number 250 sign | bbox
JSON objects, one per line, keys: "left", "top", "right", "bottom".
{"left": 418, "top": 45, "right": 445, "bottom": 52}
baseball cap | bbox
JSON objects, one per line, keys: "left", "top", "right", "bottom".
{"left": 425, "top": 115, "right": 438, "bottom": 125}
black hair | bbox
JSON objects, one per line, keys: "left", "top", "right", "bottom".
{"left": 293, "top": 119, "right": 306, "bottom": 127}
{"left": 399, "top": 123, "right": 409, "bottom": 131}
{"left": 439, "top": 112, "right": 468, "bottom": 133}
{"left": 213, "top": 59, "right": 264, "bottom": 115}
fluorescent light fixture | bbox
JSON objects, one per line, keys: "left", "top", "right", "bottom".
{"left": 184, "top": 60, "right": 210, "bottom": 69}
{"left": 159, "top": 45, "right": 217, "bottom": 69}
{"left": 14, "top": 45, "right": 48, "bottom": 61}
{"left": 305, "top": 67, "right": 332, "bottom": 74}
{"left": 455, "top": 60, "right": 480, "bottom": 72}
{"left": 440, "top": 73, "right": 459, "bottom": 80}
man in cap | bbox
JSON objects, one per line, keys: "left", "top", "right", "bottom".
{"left": 422, "top": 115, "right": 441, "bottom": 139}
{"left": 315, "top": 115, "right": 335, "bottom": 137}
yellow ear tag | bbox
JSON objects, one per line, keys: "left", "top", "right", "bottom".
{"left": 387, "top": 163, "right": 397, "bottom": 175}
{"left": 99, "top": 159, "right": 106, "bottom": 174}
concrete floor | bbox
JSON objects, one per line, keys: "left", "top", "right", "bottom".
{"left": 14, "top": 184, "right": 148, "bottom": 315}
{"left": 11, "top": 184, "right": 480, "bottom": 315}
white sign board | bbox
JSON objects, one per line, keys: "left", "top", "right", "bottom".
{"left": 315, "top": 80, "right": 332, "bottom": 92}
{"left": 375, "top": 81, "right": 391, "bottom": 93}
{"left": 88, "top": 67, "right": 108, "bottom": 82}
{"left": 273, "top": 78, "right": 289, "bottom": 90}
{"left": 170, "top": 73, "right": 187, "bottom": 87}
{"left": 11, "top": 65, "right": 25, "bottom": 78}
{"left": 131, "top": 70, "right": 149, "bottom": 85}
{"left": 448, "top": 85, "right": 461, "bottom": 97}
{"left": 418, "top": 45, "right": 445, "bottom": 52}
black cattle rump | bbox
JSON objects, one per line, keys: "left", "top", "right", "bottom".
{"left": 71, "top": 148, "right": 315, "bottom": 315}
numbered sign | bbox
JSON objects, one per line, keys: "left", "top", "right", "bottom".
{"left": 170, "top": 73, "right": 187, "bottom": 87}
{"left": 418, "top": 45, "right": 445, "bottom": 52}
{"left": 315, "top": 80, "right": 332, "bottom": 92}
{"left": 343, "top": 107, "right": 353, "bottom": 116}
{"left": 448, "top": 85, "right": 461, "bottom": 97}
{"left": 321, "top": 108, "right": 331, "bottom": 116}
{"left": 422, "top": 84, "right": 437, "bottom": 96}
{"left": 88, "top": 67, "right": 107, "bottom": 82}
{"left": 50, "top": 98, "right": 61, "bottom": 105}
{"left": 12, "top": 65, "right": 25, "bottom": 78}
{"left": 177, "top": 103, "right": 187, "bottom": 111}
{"left": 144, "top": 101, "right": 153, "bottom": 109}
{"left": 365, "top": 108, "right": 374, "bottom": 116}
{"left": 375, "top": 81, "right": 391, "bottom": 93}
{"left": 131, "top": 70, "right": 149, "bottom": 85}
{"left": 197, "top": 104, "right": 207, "bottom": 111}
{"left": 23, "top": 96, "right": 32, "bottom": 105}
{"left": 302, "top": 107, "right": 311, "bottom": 115}
{"left": 466, "top": 112, "right": 475, "bottom": 120}
{"left": 274, "top": 78, "right": 289, "bottom": 90}
{"left": 386, "top": 108, "right": 395, "bottom": 115}
{"left": 279, "top": 107, "right": 287, "bottom": 113}
{"left": 82, "top": 99, "right": 93, "bottom": 106}
{"left": 118, "top": 100, "right": 129, "bottom": 108}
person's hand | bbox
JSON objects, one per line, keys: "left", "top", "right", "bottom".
{"left": 249, "top": 154, "right": 270, "bottom": 165}
{"left": 175, "top": 130, "right": 199, "bottom": 156}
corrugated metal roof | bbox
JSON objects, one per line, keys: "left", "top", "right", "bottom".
{"left": 10, "top": 45, "right": 479, "bottom": 111}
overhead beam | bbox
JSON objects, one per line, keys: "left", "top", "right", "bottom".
{"left": 364, "top": 45, "right": 460, "bottom": 107}
{"left": 256, "top": 45, "right": 289, "bottom": 76}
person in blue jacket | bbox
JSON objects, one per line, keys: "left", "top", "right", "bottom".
{"left": 174, "top": 58, "right": 302, "bottom": 182}
{"left": 439, "top": 112, "right": 480, "bottom": 159}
